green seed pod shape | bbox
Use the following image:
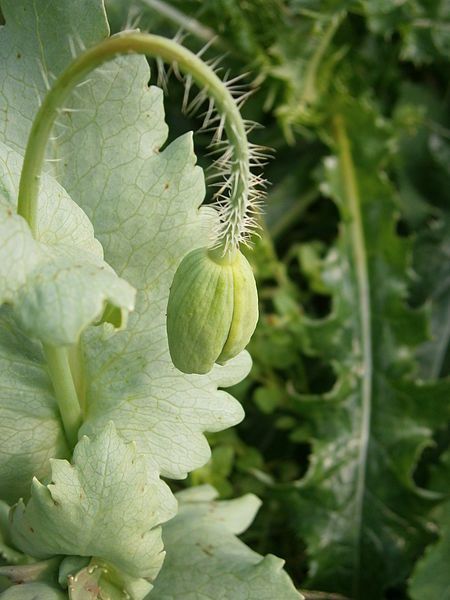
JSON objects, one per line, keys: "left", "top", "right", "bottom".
{"left": 167, "top": 247, "right": 258, "bottom": 374}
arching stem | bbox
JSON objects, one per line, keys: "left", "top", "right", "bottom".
{"left": 17, "top": 32, "right": 250, "bottom": 250}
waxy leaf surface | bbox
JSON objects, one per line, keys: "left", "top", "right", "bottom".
{"left": 151, "top": 486, "right": 302, "bottom": 600}
{"left": 10, "top": 423, "right": 171, "bottom": 581}
{"left": 0, "top": 0, "right": 248, "bottom": 487}
{"left": 0, "top": 141, "right": 134, "bottom": 502}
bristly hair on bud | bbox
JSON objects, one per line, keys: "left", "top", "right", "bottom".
{"left": 185, "top": 51, "right": 270, "bottom": 254}
{"left": 146, "top": 33, "right": 270, "bottom": 254}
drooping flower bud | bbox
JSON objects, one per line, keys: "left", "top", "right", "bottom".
{"left": 166, "top": 247, "right": 258, "bottom": 374}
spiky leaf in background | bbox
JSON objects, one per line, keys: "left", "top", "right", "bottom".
{"left": 286, "top": 98, "right": 450, "bottom": 599}
{"left": 361, "top": 0, "right": 450, "bottom": 65}
{"left": 393, "top": 83, "right": 450, "bottom": 379}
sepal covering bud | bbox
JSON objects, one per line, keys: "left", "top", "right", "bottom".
{"left": 167, "top": 247, "right": 258, "bottom": 374}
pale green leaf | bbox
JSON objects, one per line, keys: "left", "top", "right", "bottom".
{"left": 0, "top": 0, "right": 108, "bottom": 155}
{"left": 0, "top": 0, "right": 110, "bottom": 490}
{"left": 0, "top": 558, "right": 60, "bottom": 586}
{"left": 0, "top": 583, "right": 66, "bottom": 599}
{"left": 0, "top": 139, "right": 134, "bottom": 503}
{"left": 0, "top": 310, "right": 69, "bottom": 504}
{"left": 0, "top": 1, "right": 135, "bottom": 503}
{"left": 150, "top": 486, "right": 303, "bottom": 600}
{"left": 0, "top": 501, "right": 25, "bottom": 565}
{"left": 0, "top": 0, "right": 249, "bottom": 490}
{"left": 10, "top": 423, "right": 172, "bottom": 581}
{"left": 0, "top": 141, "right": 135, "bottom": 346}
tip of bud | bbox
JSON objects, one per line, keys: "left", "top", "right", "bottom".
{"left": 207, "top": 246, "right": 238, "bottom": 266}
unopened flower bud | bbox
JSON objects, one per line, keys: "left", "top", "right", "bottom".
{"left": 166, "top": 247, "right": 258, "bottom": 374}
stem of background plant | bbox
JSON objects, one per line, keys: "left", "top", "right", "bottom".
{"left": 139, "top": 0, "right": 224, "bottom": 49}
{"left": 43, "top": 345, "right": 82, "bottom": 449}
{"left": 16, "top": 32, "right": 250, "bottom": 252}
{"left": 270, "top": 188, "right": 318, "bottom": 242}
{"left": 301, "top": 12, "right": 344, "bottom": 106}
{"left": 332, "top": 113, "right": 372, "bottom": 598}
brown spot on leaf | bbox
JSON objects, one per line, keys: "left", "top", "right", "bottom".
{"left": 196, "top": 542, "right": 214, "bottom": 557}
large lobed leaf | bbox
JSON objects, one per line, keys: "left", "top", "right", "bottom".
{"left": 0, "top": 0, "right": 249, "bottom": 500}
{"left": 0, "top": 138, "right": 134, "bottom": 503}
{"left": 151, "top": 486, "right": 302, "bottom": 599}
{"left": 10, "top": 423, "right": 167, "bottom": 581}
{"left": 0, "top": 0, "right": 248, "bottom": 492}
{"left": 0, "top": 1, "right": 135, "bottom": 503}
{"left": 288, "top": 98, "right": 450, "bottom": 599}
{"left": 39, "top": 10, "right": 250, "bottom": 478}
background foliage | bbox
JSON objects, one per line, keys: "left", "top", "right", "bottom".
{"left": 104, "top": 1, "right": 450, "bottom": 598}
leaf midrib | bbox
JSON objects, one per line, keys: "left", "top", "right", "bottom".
{"left": 334, "top": 114, "right": 373, "bottom": 598}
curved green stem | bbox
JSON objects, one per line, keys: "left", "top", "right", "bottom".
{"left": 43, "top": 345, "right": 82, "bottom": 449}
{"left": 17, "top": 32, "right": 250, "bottom": 250}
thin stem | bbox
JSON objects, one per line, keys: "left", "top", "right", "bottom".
{"left": 17, "top": 32, "right": 250, "bottom": 250}
{"left": 302, "top": 12, "right": 344, "bottom": 105}
{"left": 43, "top": 345, "right": 82, "bottom": 449}
{"left": 139, "top": 0, "right": 223, "bottom": 48}
{"left": 333, "top": 114, "right": 373, "bottom": 599}
{"left": 68, "top": 341, "right": 87, "bottom": 416}
{"left": 270, "top": 188, "right": 318, "bottom": 241}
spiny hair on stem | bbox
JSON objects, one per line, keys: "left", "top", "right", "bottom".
{"left": 133, "top": 28, "right": 269, "bottom": 251}
{"left": 40, "top": 26, "right": 270, "bottom": 252}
